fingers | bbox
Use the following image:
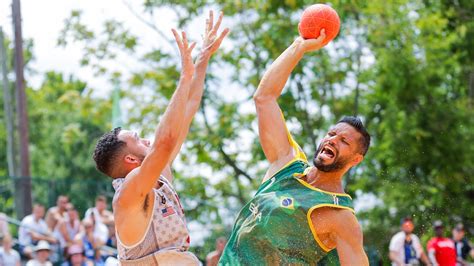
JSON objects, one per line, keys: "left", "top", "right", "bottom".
{"left": 188, "top": 42, "right": 197, "bottom": 53}
{"left": 212, "top": 28, "right": 230, "bottom": 48}
{"left": 212, "top": 11, "right": 224, "bottom": 35}
{"left": 172, "top": 28, "right": 183, "bottom": 51}
{"left": 172, "top": 29, "right": 195, "bottom": 54}
{"left": 205, "top": 18, "right": 210, "bottom": 35}
{"left": 316, "top": 29, "right": 326, "bottom": 42}
{"left": 208, "top": 10, "right": 214, "bottom": 32}
{"left": 181, "top": 31, "right": 188, "bottom": 49}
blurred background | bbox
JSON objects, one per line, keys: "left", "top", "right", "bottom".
{"left": 0, "top": 0, "right": 473, "bottom": 265}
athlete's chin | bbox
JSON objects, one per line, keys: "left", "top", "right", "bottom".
{"left": 313, "top": 158, "right": 344, "bottom": 173}
{"left": 313, "top": 156, "right": 334, "bottom": 166}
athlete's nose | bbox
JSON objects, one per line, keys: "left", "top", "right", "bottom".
{"left": 327, "top": 136, "right": 337, "bottom": 145}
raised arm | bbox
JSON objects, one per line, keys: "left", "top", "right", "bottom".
{"left": 163, "top": 11, "right": 229, "bottom": 179}
{"left": 115, "top": 30, "right": 196, "bottom": 209}
{"left": 253, "top": 30, "right": 327, "bottom": 175}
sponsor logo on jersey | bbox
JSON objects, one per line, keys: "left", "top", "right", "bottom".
{"left": 249, "top": 203, "right": 262, "bottom": 222}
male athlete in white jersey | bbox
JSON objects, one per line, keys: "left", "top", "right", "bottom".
{"left": 92, "top": 11, "right": 228, "bottom": 265}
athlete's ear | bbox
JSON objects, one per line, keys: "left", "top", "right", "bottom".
{"left": 124, "top": 154, "right": 139, "bottom": 165}
{"left": 351, "top": 154, "right": 363, "bottom": 166}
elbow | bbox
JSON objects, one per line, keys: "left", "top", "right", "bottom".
{"left": 253, "top": 91, "right": 273, "bottom": 105}
{"left": 153, "top": 133, "right": 177, "bottom": 153}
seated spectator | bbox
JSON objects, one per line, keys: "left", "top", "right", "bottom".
{"left": 55, "top": 203, "right": 81, "bottom": 253}
{"left": 0, "top": 213, "right": 8, "bottom": 240}
{"left": 26, "top": 240, "right": 53, "bottom": 266}
{"left": 61, "top": 244, "right": 93, "bottom": 266}
{"left": 19, "top": 204, "right": 57, "bottom": 259}
{"left": 0, "top": 234, "right": 21, "bottom": 266}
{"left": 88, "top": 213, "right": 108, "bottom": 246}
{"left": 84, "top": 196, "right": 113, "bottom": 227}
{"left": 206, "top": 237, "right": 227, "bottom": 266}
{"left": 105, "top": 223, "right": 116, "bottom": 248}
{"left": 45, "top": 195, "right": 69, "bottom": 232}
{"left": 452, "top": 223, "right": 474, "bottom": 265}
{"left": 75, "top": 219, "right": 102, "bottom": 262}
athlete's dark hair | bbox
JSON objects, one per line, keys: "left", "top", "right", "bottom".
{"left": 93, "top": 127, "right": 126, "bottom": 177}
{"left": 337, "top": 116, "right": 371, "bottom": 155}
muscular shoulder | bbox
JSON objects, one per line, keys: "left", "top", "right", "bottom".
{"left": 311, "top": 207, "right": 362, "bottom": 241}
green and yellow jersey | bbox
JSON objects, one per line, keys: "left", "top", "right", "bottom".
{"left": 219, "top": 129, "right": 354, "bottom": 265}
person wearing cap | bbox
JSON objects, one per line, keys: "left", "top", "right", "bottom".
{"left": 0, "top": 234, "right": 21, "bottom": 266}
{"left": 452, "top": 223, "right": 474, "bottom": 266}
{"left": 61, "top": 244, "right": 93, "bottom": 266}
{"left": 26, "top": 240, "right": 53, "bottom": 266}
{"left": 427, "top": 220, "right": 456, "bottom": 266}
{"left": 389, "top": 217, "right": 431, "bottom": 266}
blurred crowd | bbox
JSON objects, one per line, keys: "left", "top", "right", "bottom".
{"left": 4, "top": 197, "right": 471, "bottom": 266}
{"left": 389, "top": 217, "right": 474, "bottom": 266}
{"left": 0, "top": 195, "right": 118, "bottom": 266}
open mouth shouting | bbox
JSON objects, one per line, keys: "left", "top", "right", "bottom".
{"left": 318, "top": 144, "right": 337, "bottom": 161}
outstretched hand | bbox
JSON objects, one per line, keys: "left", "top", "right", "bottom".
{"left": 172, "top": 29, "right": 196, "bottom": 78}
{"left": 201, "top": 10, "right": 230, "bottom": 57}
{"left": 294, "top": 29, "right": 327, "bottom": 53}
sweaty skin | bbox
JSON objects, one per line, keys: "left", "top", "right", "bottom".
{"left": 253, "top": 29, "right": 368, "bottom": 265}
{"left": 112, "top": 12, "right": 229, "bottom": 247}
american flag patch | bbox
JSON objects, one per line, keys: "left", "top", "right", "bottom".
{"left": 161, "top": 206, "right": 175, "bottom": 217}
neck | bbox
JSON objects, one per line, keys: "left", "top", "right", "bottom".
{"left": 305, "top": 167, "right": 345, "bottom": 194}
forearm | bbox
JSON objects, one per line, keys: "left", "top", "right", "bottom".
{"left": 420, "top": 252, "right": 431, "bottom": 265}
{"left": 389, "top": 251, "right": 403, "bottom": 265}
{"left": 254, "top": 41, "right": 305, "bottom": 100}
{"left": 153, "top": 74, "right": 192, "bottom": 146}
{"left": 32, "top": 232, "right": 56, "bottom": 243}
{"left": 428, "top": 251, "right": 438, "bottom": 265}
{"left": 189, "top": 53, "right": 210, "bottom": 106}
{"left": 166, "top": 54, "right": 210, "bottom": 166}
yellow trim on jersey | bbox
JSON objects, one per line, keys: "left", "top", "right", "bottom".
{"left": 269, "top": 158, "right": 306, "bottom": 180}
{"left": 293, "top": 170, "right": 353, "bottom": 199}
{"left": 306, "top": 204, "right": 356, "bottom": 252}
{"left": 281, "top": 111, "right": 308, "bottom": 162}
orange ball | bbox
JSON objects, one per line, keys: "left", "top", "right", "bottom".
{"left": 298, "top": 4, "right": 341, "bottom": 45}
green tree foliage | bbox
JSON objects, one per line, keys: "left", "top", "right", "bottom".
{"left": 1, "top": 0, "right": 472, "bottom": 262}
{"left": 1, "top": 34, "right": 113, "bottom": 215}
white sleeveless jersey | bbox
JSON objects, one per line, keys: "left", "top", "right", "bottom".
{"left": 112, "top": 176, "right": 199, "bottom": 265}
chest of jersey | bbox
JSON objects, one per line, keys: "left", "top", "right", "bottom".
{"left": 220, "top": 160, "right": 353, "bottom": 265}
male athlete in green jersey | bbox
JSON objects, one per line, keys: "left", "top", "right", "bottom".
{"left": 220, "top": 30, "right": 371, "bottom": 265}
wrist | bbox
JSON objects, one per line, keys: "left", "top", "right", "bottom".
{"left": 180, "top": 71, "right": 193, "bottom": 82}
{"left": 196, "top": 52, "right": 211, "bottom": 64}
{"left": 290, "top": 39, "right": 306, "bottom": 58}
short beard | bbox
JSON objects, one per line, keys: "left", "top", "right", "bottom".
{"left": 313, "top": 144, "right": 348, "bottom": 172}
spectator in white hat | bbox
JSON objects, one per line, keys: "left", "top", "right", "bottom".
{"left": 26, "top": 240, "right": 52, "bottom": 266}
